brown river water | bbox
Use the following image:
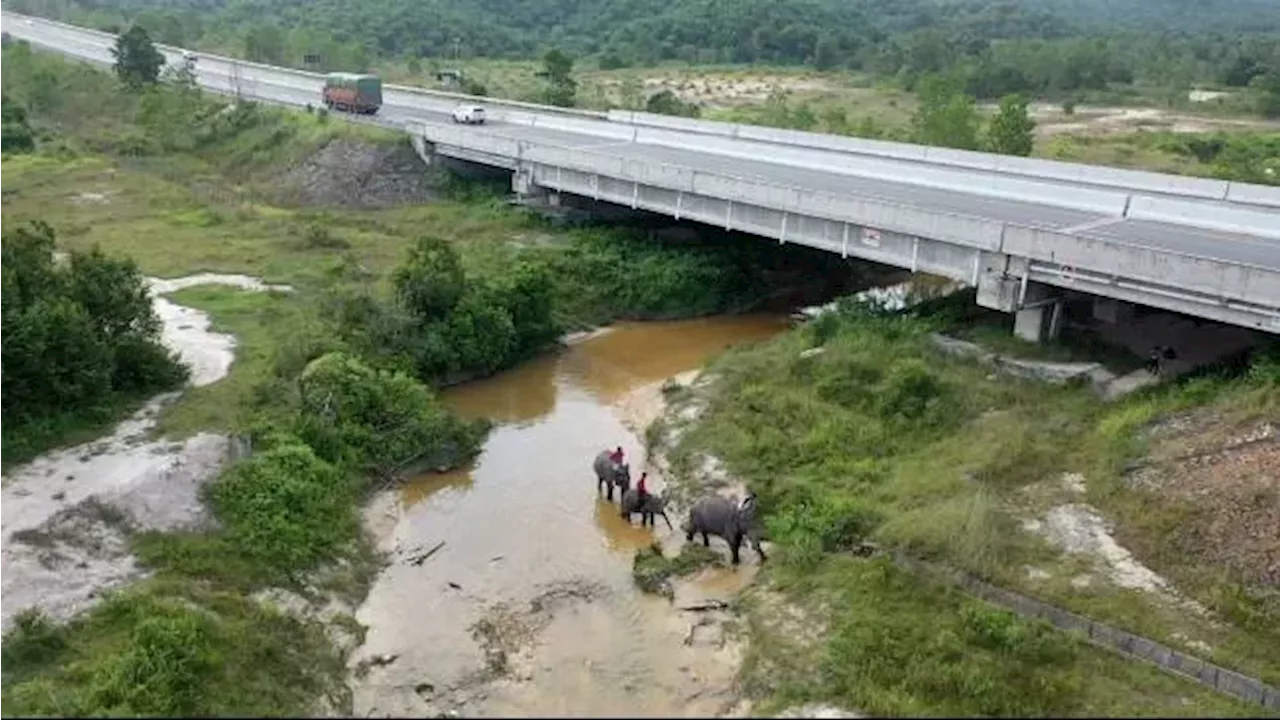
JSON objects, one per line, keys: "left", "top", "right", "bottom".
{"left": 352, "top": 315, "right": 792, "bottom": 718}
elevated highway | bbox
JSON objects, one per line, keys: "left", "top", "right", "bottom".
{"left": 6, "top": 11, "right": 1279, "bottom": 338}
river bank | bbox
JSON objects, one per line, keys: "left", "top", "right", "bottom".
{"left": 348, "top": 315, "right": 792, "bottom": 718}
{"left": 640, "top": 296, "right": 1278, "bottom": 716}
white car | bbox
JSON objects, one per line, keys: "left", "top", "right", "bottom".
{"left": 451, "top": 104, "right": 486, "bottom": 125}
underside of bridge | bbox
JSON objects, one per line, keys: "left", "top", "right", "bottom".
{"left": 417, "top": 145, "right": 1278, "bottom": 362}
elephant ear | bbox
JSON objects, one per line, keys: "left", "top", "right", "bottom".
{"left": 739, "top": 493, "right": 757, "bottom": 512}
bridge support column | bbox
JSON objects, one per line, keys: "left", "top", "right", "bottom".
{"left": 1014, "top": 281, "right": 1065, "bottom": 344}
{"left": 1091, "top": 297, "right": 1134, "bottom": 325}
{"left": 511, "top": 169, "right": 560, "bottom": 206}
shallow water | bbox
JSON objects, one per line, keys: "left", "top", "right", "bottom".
{"left": 351, "top": 315, "right": 790, "bottom": 718}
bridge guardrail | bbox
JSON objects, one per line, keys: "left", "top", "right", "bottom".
{"left": 412, "top": 120, "right": 1010, "bottom": 251}
{"left": 1126, "top": 196, "right": 1280, "bottom": 241}
{"left": 1001, "top": 225, "right": 1280, "bottom": 309}
{"left": 628, "top": 125, "right": 1133, "bottom": 216}
{"left": 607, "top": 109, "right": 1280, "bottom": 209}
{"left": 16, "top": 9, "right": 1280, "bottom": 217}
{"left": 413, "top": 118, "right": 1280, "bottom": 317}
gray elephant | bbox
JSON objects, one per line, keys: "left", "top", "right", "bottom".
{"left": 620, "top": 489, "right": 673, "bottom": 529}
{"left": 683, "top": 492, "right": 767, "bottom": 565}
{"left": 593, "top": 450, "right": 631, "bottom": 502}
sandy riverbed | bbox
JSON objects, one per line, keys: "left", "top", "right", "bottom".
{"left": 0, "top": 274, "right": 289, "bottom": 630}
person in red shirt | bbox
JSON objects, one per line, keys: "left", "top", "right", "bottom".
{"left": 609, "top": 446, "right": 625, "bottom": 466}
{"left": 636, "top": 471, "right": 649, "bottom": 506}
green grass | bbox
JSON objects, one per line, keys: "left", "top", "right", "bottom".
{"left": 1, "top": 581, "right": 349, "bottom": 717}
{"left": 662, "top": 302, "right": 1280, "bottom": 712}
{"left": 741, "top": 557, "right": 1264, "bottom": 718}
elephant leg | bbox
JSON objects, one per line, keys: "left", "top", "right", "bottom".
{"left": 730, "top": 535, "right": 742, "bottom": 565}
{"left": 701, "top": 532, "right": 710, "bottom": 547}
{"left": 686, "top": 527, "right": 695, "bottom": 542}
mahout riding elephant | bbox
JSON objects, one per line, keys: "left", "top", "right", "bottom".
{"left": 620, "top": 488, "right": 673, "bottom": 529}
{"left": 593, "top": 450, "right": 631, "bottom": 502}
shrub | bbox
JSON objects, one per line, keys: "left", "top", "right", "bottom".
{"left": 1, "top": 222, "right": 187, "bottom": 465}
{"left": 209, "top": 443, "right": 358, "bottom": 577}
{"left": 292, "top": 352, "right": 489, "bottom": 477}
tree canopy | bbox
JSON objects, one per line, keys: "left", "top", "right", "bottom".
{"left": 11, "top": 0, "right": 1278, "bottom": 96}
{"left": 2, "top": 222, "right": 187, "bottom": 462}
{"left": 111, "top": 24, "right": 165, "bottom": 88}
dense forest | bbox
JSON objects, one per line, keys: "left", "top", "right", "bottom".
{"left": 10, "top": 0, "right": 1280, "bottom": 97}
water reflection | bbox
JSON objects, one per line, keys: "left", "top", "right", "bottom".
{"left": 444, "top": 351, "right": 560, "bottom": 424}
{"left": 399, "top": 467, "right": 475, "bottom": 509}
{"left": 593, "top": 497, "right": 665, "bottom": 554}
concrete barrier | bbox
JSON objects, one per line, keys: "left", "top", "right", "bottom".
{"left": 1225, "top": 181, "right": 1280, "bottom": 209}
{"left": 608, "top": 109, "right": 1276, "bottom": 206}
{"left": 631, "top": 126, "right": 1132, "bottom": 216}
{"left": 1002, "top": 225, "right": 1280, "bottom": 306}
{"left": 1126, "top": 195, "right": 1280, "bottom": 240}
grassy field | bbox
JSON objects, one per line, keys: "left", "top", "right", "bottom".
{"left": 740, "top": 559, "right": 1264, "bottom": 718}
{"left": 657, "top": 301, "right": 1280, "bottom": 713}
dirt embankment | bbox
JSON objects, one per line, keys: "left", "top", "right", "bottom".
{"left": 272, "top": 138, "right": 446, "bottom": 208}
{"left": 1124, "top": 409, "right": 1279, "bottom": 595}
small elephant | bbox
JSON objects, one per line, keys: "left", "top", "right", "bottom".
{"left": 593, "top": 450, "right": 631, "bottom": 502}
{"left": 683, "top": 492, "right": 767, "bottom": 565}
{"left": 621, "top": 489, "right": 673, "bottom": 529}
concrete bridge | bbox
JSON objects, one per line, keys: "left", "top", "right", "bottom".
{"left": 7, "top": 11, "right": 1280, "bottom": 341}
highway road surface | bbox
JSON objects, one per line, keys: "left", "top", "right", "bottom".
{"left": 6, "top": 11, "right": 1279, "bottom": 272}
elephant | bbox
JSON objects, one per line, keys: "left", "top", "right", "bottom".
{"left": 620, "top": 488, "right": 673, "bottom": 530}
{"left": 683, "top": 492, "right": 767, "bottom": 565}
{"left": 593, "top": 450, "right": 631, "bottom": 502}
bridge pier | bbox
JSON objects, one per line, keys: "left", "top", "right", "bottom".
{"left": 512, "top": 171, "right": 560, "bottom": 206}
{"left": 1014, "top": 282, "right": 1065, "bottom": 343}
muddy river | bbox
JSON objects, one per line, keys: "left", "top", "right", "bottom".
{"left": 353, "top": 315, "right": 791, "bottom": 718}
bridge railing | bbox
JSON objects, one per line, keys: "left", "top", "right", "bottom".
{"left": 412, "top": 119, "right": 1280, "bottom": 326}
{"left": 15, "top": 11, "right": 1280, "bottom": 212}
{"left": 411, "top": 119, "right": 1010, "bottom": 252}
{"left": 15, "top": 7, "right": 1280, "bottom": 215}
{"left": 607, "top": 110, "right": 1280, "bottom": 209}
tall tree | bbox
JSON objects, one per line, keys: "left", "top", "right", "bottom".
{"left": 244, "top": 24, "right": 285, "bottom": 65}
{"left": 541, "top": 49, "right": 577, "bottom": 107}
{"left": 111, "top": 25, "right": 164, "bottom": 89}
{"left": 911, "top": 73, "right": 980, "bottom": 150}
{"left": 986, "top": 94, "right": 1037, "bottom": 156}
{"left": 1251, "top": 71, "right": 1280, "bottom": 118}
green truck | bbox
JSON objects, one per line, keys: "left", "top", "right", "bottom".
{"left": 322, "top": 73, "right": 383, "bottom": 115}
